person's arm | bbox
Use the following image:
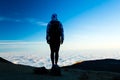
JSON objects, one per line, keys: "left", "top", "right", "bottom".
{"left": 46, "top": 23, "right": 50, "bottom": 44}
{"left": 60, "top": 22, "right": 64, "bottom": 44}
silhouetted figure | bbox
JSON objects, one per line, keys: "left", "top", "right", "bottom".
{"left": 46, "top": 13, "right": 64, "bottom": 66}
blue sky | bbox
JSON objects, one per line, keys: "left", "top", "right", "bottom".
{"left": 0, "top": 0, "right": 120, "bottom": 50}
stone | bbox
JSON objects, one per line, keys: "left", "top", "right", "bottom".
{"left": 33, "top": 67, "right": 48, "bottom": 75}
{"left": 50, "top": 65, "right": 61, "bottom": 76}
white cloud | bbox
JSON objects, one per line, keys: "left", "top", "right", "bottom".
{"left": 0, "top": 16, "right": 47, "bottom": 26}
{"left": 25, "top": 18, "right": 35, "bottom": 23}
{"left": 0, "top": 40, "right": 43, "bottom": 45}
{"left": 26, "top": 18, "right": 47, "bottom": 26}
{"left": 0, "top": 41, "right": 41, "bottom": 49}
{"left": 36, "top": 21, "right": 47, "bottom": 26}
{"left": 0, "top": 16, "right": 22, "bottom": 22}
{"left": 0, "top": 17, "right": 4, "bottom": 21}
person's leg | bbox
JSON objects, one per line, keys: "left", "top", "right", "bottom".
{"left": 50, "top": 44, "right": 55, "bottom": 66}
{"left": 55, "top": 43, "right": 60, "bottom": 65}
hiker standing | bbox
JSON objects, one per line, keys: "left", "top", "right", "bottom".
{"left": 46, "top": 13, "right": 64, "bottom": 67}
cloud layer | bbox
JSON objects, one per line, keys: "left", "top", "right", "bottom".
{"left": 0, "top": 16, "right": 47, "bottom": 26}
{"left": 1, "top": 49, "right": 120, "bottom": 69}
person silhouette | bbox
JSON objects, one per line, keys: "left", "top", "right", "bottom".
{"left": 46, "top": 13, "right": 64, "bottom": 67}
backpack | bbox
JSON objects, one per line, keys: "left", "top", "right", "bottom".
{"left": 49, "top": 21, "right": 61, "bottom": 37}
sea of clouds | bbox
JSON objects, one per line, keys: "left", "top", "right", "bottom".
{"left": 1, "top": 49, "right": 120, "bottom": 69}
{"left": 2, "top": 53, "right": 85, "bottom": 69}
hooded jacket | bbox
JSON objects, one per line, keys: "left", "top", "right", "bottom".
{"left": 46, "top": 19, "right": 64, "bottom": 43}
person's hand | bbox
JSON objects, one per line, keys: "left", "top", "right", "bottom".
{"left": 60, "top": 40, "right": 63, "bottom": 44}
{"left": 60, "top": 37, "right": 64, "bottom": 44}
{"left": 46, "top": 36, "right": 50, "bottom": 44}
{"left": 47, "top": 40, "right": 50, "bottom": 44}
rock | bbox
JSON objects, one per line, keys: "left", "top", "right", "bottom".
{"left": 50, "top": 65, "right": 61, "bottom": 76}
{"left": 33, "top": 67, "right": 48, "bottom": 75}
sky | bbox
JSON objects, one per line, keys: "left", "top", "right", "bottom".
{"left": 0, "top": 0, "right": 120, "bottom": 50}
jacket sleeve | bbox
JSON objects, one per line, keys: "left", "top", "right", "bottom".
{"left": 60, "top": 22, "right": 64, "bottom": 41}
{"left": 46, "top": 23, "right": 50, "bottom": 41}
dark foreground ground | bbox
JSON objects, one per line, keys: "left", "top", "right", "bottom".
{"left": 64, "top": 58, "right": 120, "bottom": 73}
{"left": 0, "top": 57, "right": 120, "bottom": 80}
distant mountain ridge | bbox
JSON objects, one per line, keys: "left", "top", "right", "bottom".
{"left": 64, "top": 59, "right": 120, "bottom": 73}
